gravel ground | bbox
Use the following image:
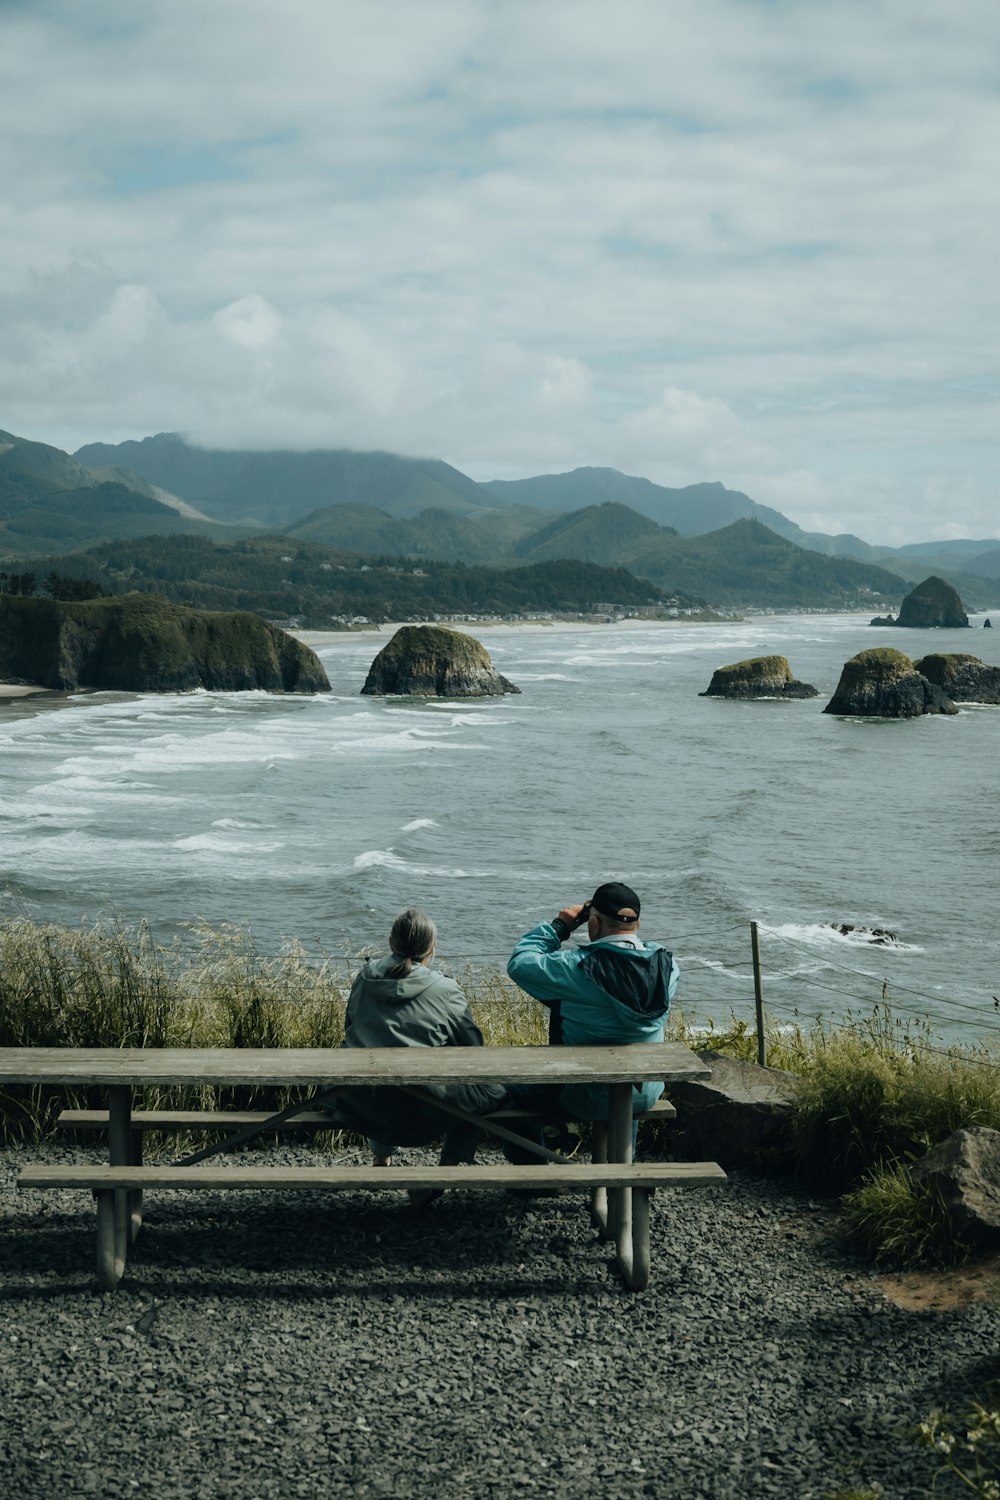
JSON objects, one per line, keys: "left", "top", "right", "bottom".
{"left": 1, "top": 1141, "right": 997, "bottom": 1500}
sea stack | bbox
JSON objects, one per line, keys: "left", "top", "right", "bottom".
{"left": 823, "top": 647, "right": 958, "bottom": 717}
{"left": 700, "top": 655, "right": 818, "bottom": 699}
{"left": 914, "top": 654, "right": 1000, "bottom": 704}
{"left": 361, "top": 624, "right": 520, "bottom": 697}
{"left": 870, "top": 575, "right": 970, "bottom": 629}
{"left": 0, "top": 595, "right": 331, "bottom": 693}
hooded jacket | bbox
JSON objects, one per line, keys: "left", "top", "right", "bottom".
{"left": 507, "top": 921, "right": 679, "bottom": 1119}
{"left": 338, "top": 955, "right": 506, "bottom": 1141}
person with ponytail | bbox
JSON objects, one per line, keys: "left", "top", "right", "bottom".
{"left": 338, "top": 907, "right": 506, "bottom": 1200}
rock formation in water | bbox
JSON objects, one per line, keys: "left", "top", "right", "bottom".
{"left": 360, "top": 624, "right": 520, "bottom": 697}
{"left": 914, "top": 653, "right": 1000, "bottom": 704}
{"left": 0, "top": 594, "right": 330, "bottom": 693}
{"left": 870, "top": 575, "right": 969, "bottom": 629}
{"left": 700, "top": 654, "right": 818, "bottom": 700}
{"left": 823, "top": 647, "right": 958, "bottom": 717}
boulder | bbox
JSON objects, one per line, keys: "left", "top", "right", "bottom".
{"left": 891, "top": 575, "right": 969, "bottom": 629}
{"left": 911, "top": 1127, "right": 1000, "bottom": 1242}
{"left": 0, "top": 594, "right": 330, "bottom": 693}
{"left": 829, "top": 923, "right": 897, "bottom": 945}
{"left": 361, "top": 624, "right": 520, "bottom": 697}
{"left": 823, "top": 647, "right": 958, "bottom": 717}
{"left": 700, "top": 654, "right": 818, "bottom": 700}
{"left": 665, "top": 1051, "right": 798, "bottom": 1168}
{"left": 913, "top": 652, "right": 1000, "bottom": 704}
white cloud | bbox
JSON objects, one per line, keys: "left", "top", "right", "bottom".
{"left": 1, "top": 0, "right": 999, "bottom": 541}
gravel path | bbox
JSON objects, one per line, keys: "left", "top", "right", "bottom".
{"left": 1, "top": 1141, "right": 997, "bottom": 1500}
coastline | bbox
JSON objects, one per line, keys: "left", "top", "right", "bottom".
{"left": 290, "top": 615, "right": 732, "bottom": 648}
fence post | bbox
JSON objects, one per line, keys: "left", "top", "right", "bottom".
{"left": 750, "top": 921, "right": 766, "bottom": 1067}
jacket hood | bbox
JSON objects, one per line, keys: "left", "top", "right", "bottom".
{"left": 577, "top": 943, "right": 675, "bottom": 1018}
{"left": 358, "top": 954, "right": 445, "bottom": 1005}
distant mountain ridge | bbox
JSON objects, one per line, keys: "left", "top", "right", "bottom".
{"left": 74, "top": 433, "right": 500, "bottom": 527}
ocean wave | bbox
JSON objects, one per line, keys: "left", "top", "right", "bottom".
{"left": 350, "top": 848, "right": 483, "bottom": 878}
{"left": 762, "top": 921, "right": 925, "bottom": 956}
{"left": 401, "top": 819, "right": 439, "bottom": 832}
{"left": 173, "top": 834, "right": 284, "bottom": 854}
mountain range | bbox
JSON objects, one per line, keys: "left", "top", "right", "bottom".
{"left": 1, "top": 426, "right": 997, "bottom": 611}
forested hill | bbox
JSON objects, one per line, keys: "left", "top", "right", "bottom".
{"left": 13, "top": 533, "right": 709, "bottom": 625}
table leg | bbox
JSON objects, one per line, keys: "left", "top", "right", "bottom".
{"left": 607, "top": 1083, "right": 651, "bottom": 1291}
{"left": 607, "top": 1083, "right": 632, "bottom": 1248}
{"left": 589, "top": 1121, "right": 610, "bottom": 1238}
{"left": 106, "top": 1086, "right": 132, "bottom": 1283}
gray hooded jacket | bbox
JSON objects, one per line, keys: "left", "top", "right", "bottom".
{"left": 338, "top": 956, "right": 506, "bottom": 1139}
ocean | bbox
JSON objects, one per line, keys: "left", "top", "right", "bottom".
{"left": 2, "top": 613, "right": 998, "bottom": 1047}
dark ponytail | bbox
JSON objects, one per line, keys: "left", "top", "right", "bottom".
{"left": 386, "top": 908, "right": 437, "bottom": 979}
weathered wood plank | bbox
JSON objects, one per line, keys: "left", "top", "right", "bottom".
{"left": 19, "top": 1161, "right": 726, "bottom": 1191}
{"left": 0, "top": 1043, "right": 710, "bottom": 1088}
{"left": 55, "top": 1098, "right": 677, "bottom": 1132}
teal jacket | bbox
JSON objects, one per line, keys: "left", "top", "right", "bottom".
{"left": 507, "top": 922, "right": 679, "bottom": 1119}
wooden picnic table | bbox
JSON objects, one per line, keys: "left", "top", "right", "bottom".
{"left": 2, "top": 1042, "right": 726, "bottom": 1291}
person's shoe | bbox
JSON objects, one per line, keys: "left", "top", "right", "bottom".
{"left": 373, "top": 1155, "right": 393, "bottom": 1167}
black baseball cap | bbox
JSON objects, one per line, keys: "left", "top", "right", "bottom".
{"left": 590, "top": 882, "right": 640, "bottom": 922}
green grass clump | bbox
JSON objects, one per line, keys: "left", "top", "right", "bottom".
{"left": 842, "top": 1163, "right": 959, "bottom": 1267}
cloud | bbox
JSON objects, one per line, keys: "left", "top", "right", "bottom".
{"left": 1, "top": 0, "right": 999, "bottom": 541}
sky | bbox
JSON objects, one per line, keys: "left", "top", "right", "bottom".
{"left": 1, "top": 0, "right": 998, "bottom": 546}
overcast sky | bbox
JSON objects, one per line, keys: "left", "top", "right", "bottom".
{"left": 2, "top": 0, "right": 998, "bottom": 544}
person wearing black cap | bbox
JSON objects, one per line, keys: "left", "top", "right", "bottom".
{"left": 506, "top": 881, "right": 678, "bottom": 1126}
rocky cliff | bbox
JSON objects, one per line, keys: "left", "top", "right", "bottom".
{"left": 823, "top": 647, "right": 958, "bottom": 717}
{"left": 914, "top": 653, "right": 1000, "bottom": 704}
{"left": 870, "top": 575, "right": 969, "bottom": 629}
{"left": 360, "top": 625, "right": 520, "bottom": 697}
{"left": 700, "top": 655, "right": 818, "bottom": 699}
{"left": 0, "top": 594, "right": 330, "bottom": 693}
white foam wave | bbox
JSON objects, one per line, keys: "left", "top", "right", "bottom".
{"left": 211, "top": 818, "right": 263, "bottom": 830}
{"left": 173, "top": 834, "right": 284, "bottom": 854}
{"left": 763, "top": 921, "right": 924, "bottom": 955}
{"left": 350, "top": 848, "right": 483, "bottom": 878}
{"left": 401, "top": 819, "right": 439, "bottom": 832}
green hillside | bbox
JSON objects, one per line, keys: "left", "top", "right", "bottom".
{"left": 624, "top": 518, "right": 909, "bottom": 609}
{"left": 16, "top": 533, "right": 676, "bottom": 625}
{"left": 0, "top": 430, "right": 230, "bottom": 559}
{"left": 513, "top": 502, "right": 671, "bottom": 563}
{"left": 286, "top": 502, "right": 542, "bottom": 563}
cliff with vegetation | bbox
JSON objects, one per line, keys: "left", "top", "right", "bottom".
{"left": 0, "top": 594, "right": 330, "bottom": 693}
{"left": 361, "top": 625, "right": 520, "bottom": 697}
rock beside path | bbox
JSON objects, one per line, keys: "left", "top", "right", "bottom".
{"left": 666, "top": 1051, "right": 798, "bottom": 1166}
{"left": 361, "top": 624, "right": 520, "bottom": 697}
{"left": 912, "top": 1127, "right": 1000, "bottom": 1241}
{"left": 823, "top": 647, "right": 959, "bottom": 717}
{"left": 700, "top": 655, "right": 818, "bottom": 700}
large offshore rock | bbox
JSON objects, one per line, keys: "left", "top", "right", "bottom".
{"left": 0, "top": 594, "right": 330, "bottom": 693}
{"left": 913, "top": 652, "right": 1000, "bottom": 704}
{"left": 361, "top": 624, "right": 520, "bottom": 697}
{"left": 823, "top": 647, "right": 958, "bottom": 717}
{"left": 666, "top": 1052, "right": 798, "bottom": 1168}
{"left": 895, "top": 575, "right": 970, "bottom": 628}
{"left": 912, "top": 1127, "right": 1000, "bottom": 1242}
{"left": 700, "top": 654, "right": 817, "bottom": 699}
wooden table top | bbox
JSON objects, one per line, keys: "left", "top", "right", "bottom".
{"left": 0, "top": 1043, "right": 711, "bottom": 1089}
